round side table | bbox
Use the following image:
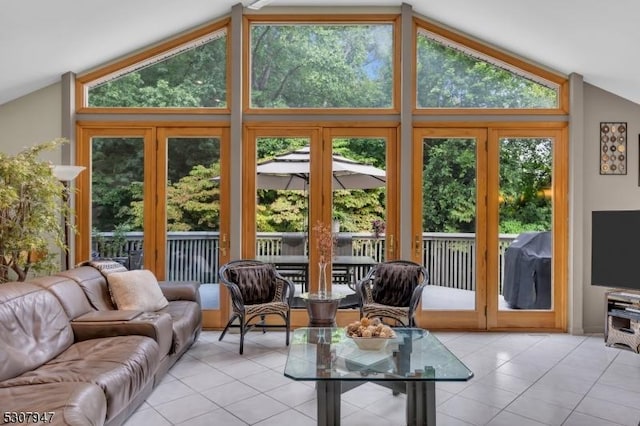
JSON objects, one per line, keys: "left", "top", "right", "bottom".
{"left": 301, "top": 292, "right": 345, "bottom": 327}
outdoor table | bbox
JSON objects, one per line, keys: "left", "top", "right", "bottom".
{"left": 256, "top": 255, "right": 377, "bottom": 292}
{"left": 284, "top": 327, "right": 473, "bottom": 426}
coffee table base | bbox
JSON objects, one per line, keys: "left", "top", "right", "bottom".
{"left": 315, "top": 380, "right": 435, "bottom": 426}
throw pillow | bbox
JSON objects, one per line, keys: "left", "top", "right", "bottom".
{"left": 88, "top": 259, "right": 128, "bottom": 276}
{"left": 107, "top": 269, "right": 169, "bottom": 311}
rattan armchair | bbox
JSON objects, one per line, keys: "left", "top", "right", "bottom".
{"left": 218, "top": 260, "right": 295, "bottom": 354}
{"left": 356, "top": 260, "right": 429, "bottom": 327}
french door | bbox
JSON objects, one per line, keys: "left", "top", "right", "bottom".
{"left": 412, "top": 126, "right": 567, "bottom": 331}
{"left": 244, "top": 125, "right": 398, "bottom": 325}
{"left": 76, "top": 126, "right": 230, "bottom": 328}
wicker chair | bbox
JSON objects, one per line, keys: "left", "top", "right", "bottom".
{"left": 218, "top": 260, "right": 295, "bottom": 354}
{"left": 356, "top": 260, "right": 429, "bottom": 327}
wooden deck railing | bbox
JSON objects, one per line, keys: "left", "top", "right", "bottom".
{"left": 93, "top": 231, "right": 517, "bottom": 291}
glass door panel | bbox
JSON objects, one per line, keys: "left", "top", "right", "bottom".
{"left": 165, "top": 136, "right": 222, "bottom": 310}
{"left": 254, "top": 136, "right": 312, "bottom": 299}
{"left": 90, "top": 137, "right": 145, "bottom": 267}
{"left": 329, "top": 136, "right": 388, "bottom": 299}
{"left": 413, "top": 128, "right": 487, "bottom": 329}
{"left": 498, "top": 137, "right": 553, "bottom": 312}
{"left": 422, "top": 137, "right": 477, "bottom": 311}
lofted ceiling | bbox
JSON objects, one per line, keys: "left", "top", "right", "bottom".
{"left": 1, "top": 0, "right": 639, "bottom": 106}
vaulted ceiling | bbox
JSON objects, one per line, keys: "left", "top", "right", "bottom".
{"left": 2, "top": 0, "right": 638, "bottom": 106}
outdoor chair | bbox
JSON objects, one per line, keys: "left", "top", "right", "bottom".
{"left": 218, "top": 259, "right": 295, "bottom": 354}
{"left": 332, "top": 234, "right": 355, "bottom": 288}
{"left": 356, "top": 260, "right": 429, "bottom": 327}
{"left": 278, "top": 232, "right": 307, "bottom": 287}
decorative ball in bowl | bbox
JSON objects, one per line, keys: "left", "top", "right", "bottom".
{"left": 345, "top": 317, "right": 396, "bottom": 350}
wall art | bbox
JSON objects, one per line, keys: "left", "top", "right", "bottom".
{"left": 600, "top": 122, "right": 627, "bottom": 175}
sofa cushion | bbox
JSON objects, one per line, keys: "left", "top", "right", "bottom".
{"left": 58, "top": 266, "right": 116, "bottom": 311}
{"left": 157, "top": 301, "right": 202, "bottom": 354}
{"left": 28, "top": 275, "right": 95, "bottom": 320}
{"left": 0, "top": 382, "right": 107, "bottom": 426}
{"left": 0, "top": 335, "right": 159, "bottom": 422}
{"left": 107, "top": 270, "right": 169, "bottom": 311}
{"left": 0, "top": 283, "right": 74, "bottom": 382}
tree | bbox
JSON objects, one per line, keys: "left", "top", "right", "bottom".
{"left": 0, "top": 139, "right": 69, "bottom": 282}
{"left": 416, "top": 34, "right": 557, "bottom": 108}
{"left": 89, "top": 34, "right": 227, "bottom": 108}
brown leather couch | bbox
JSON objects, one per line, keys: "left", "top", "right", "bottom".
{"left": 0, "top": 266, "right": 202, "bottom": 426}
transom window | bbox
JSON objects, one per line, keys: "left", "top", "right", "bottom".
{"left": 416, "top": 28, "right": 560, "bottom": 109}
{"left": 84, "top": 27, "right": 227, "bottom": 109}
{"left": 249, "top": 22, "right": 395, "bottom": 109}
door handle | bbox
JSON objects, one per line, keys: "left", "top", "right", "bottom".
{"left": 414, "top": 235, "right": 421, "bottom": 257}
{"left": 220, "top": 233, "right": 228, "bottom": 257}
{"left": 388, "top": 234, "right": 394, "bottom": 256}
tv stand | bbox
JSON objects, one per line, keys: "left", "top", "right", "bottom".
{"left": 605, "top": 290, "right": 640, "bottom": 353}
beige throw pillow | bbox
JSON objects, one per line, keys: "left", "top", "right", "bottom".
{"left": 107, "top": 269, "right": 169, "bottom": 311}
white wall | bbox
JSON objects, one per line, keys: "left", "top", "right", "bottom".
{"left": 581, "top": 83, "right": 640, "bottom": 333}
{"left": 0, "top": 82, "right": 62, "bottom": 162}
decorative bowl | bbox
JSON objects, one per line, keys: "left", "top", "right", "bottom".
{"left": 348, "top": 336, "right": 391, "bottom": 351}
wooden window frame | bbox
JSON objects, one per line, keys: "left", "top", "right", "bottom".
{"left": 75, "top": 19, "right": 231, "bottom": 115}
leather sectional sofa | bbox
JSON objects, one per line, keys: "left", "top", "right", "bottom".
{"left": 0, "top": 265, "right": 202, "bottom": 426}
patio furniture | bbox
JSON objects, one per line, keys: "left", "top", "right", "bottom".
{"left": 218, "top": 259, "right": 295, "bottom": 354}
{"left": 331, "top": 234, "right": 355, "bottom": 288}
{"left": 256, "top": 254, "right": 377, "bottom": 293}
{"left": 356, "top": 260, "right": 429, "bottom": 327}
{"left": 279, "top": 233, "right": 308, "bottom": 286}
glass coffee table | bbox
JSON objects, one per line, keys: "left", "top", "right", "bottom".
{"left": 284, "top": 327, "right": 473, "bottom": 426}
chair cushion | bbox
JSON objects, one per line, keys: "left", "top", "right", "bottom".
{"left": 157, "top": 300, "right": 202, "bottom": 354}
{"left": 107, "top": 270, "right": 169, "bottom": 311}
{"left": 227, "top": 264, "right": 276, "bottom": 305}
{"left": 371, "top": 263, "right": 423, "bottom": 307}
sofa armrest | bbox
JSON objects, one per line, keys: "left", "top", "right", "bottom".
{"left": 71, "top": 312, "right": 173, "bottom": 355}
{"left": 159, "top": 281, "right": 201, "bottom": 304}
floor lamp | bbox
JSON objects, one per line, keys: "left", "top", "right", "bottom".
{"left": 51, "top": 165, "right": 85, "bottom": 270}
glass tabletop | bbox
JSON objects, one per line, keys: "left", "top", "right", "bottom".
{"left": 300, "top": 292, "right": 346, "bottom": 301}
{"left": 284, "top": 327, "right": 473, "bottom": 382}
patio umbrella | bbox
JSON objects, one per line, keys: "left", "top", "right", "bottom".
{"left": 256, "top": 146, "right": 386, "bottom": 190}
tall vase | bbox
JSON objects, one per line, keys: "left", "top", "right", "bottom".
{"left": 318, "top": 262, "right": 328, "bottom": 296}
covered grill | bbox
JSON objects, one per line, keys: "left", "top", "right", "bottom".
{"left": 502, "top": 231, "right": 552, "bottom": 309}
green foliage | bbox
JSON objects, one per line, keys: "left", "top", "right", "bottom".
{"left": 422, "top": 137, "right": 552, "bottom": 234}
{"left": 89, "top": 34, "right": 227, "bottom": 108}
{"left": 0, "top": 139, "right": 69, "bottom": 282}
{"left": 251, "top": 24, "right": 393, "bottom": 108}
{"left": 416, "top": 35, "right": 557, "bottom": 108}
{"left": 87, "top": 25, "right": 557, "bottom": 237}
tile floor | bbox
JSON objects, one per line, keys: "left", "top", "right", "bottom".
{"left": 125, "top": 330, "right": 640, "bottom": 426}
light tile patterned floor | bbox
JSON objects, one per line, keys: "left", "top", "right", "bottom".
{"left": 124, "top": 330, "right": 640, "bottom": 426}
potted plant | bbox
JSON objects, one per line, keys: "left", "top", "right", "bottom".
{"left": 0, "top": 139, "right": 71, "bottom": 283}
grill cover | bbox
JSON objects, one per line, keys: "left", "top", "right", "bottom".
{"left": 502, "top": 231, "right": 551, "bottom": 309}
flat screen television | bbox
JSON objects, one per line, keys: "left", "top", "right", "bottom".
{"left": 592, "top": 210, "right": 640, "bottom": 291}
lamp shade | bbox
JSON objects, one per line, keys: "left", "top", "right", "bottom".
{"left": 51, "top": 165, "right": 85, "bottom": 182}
